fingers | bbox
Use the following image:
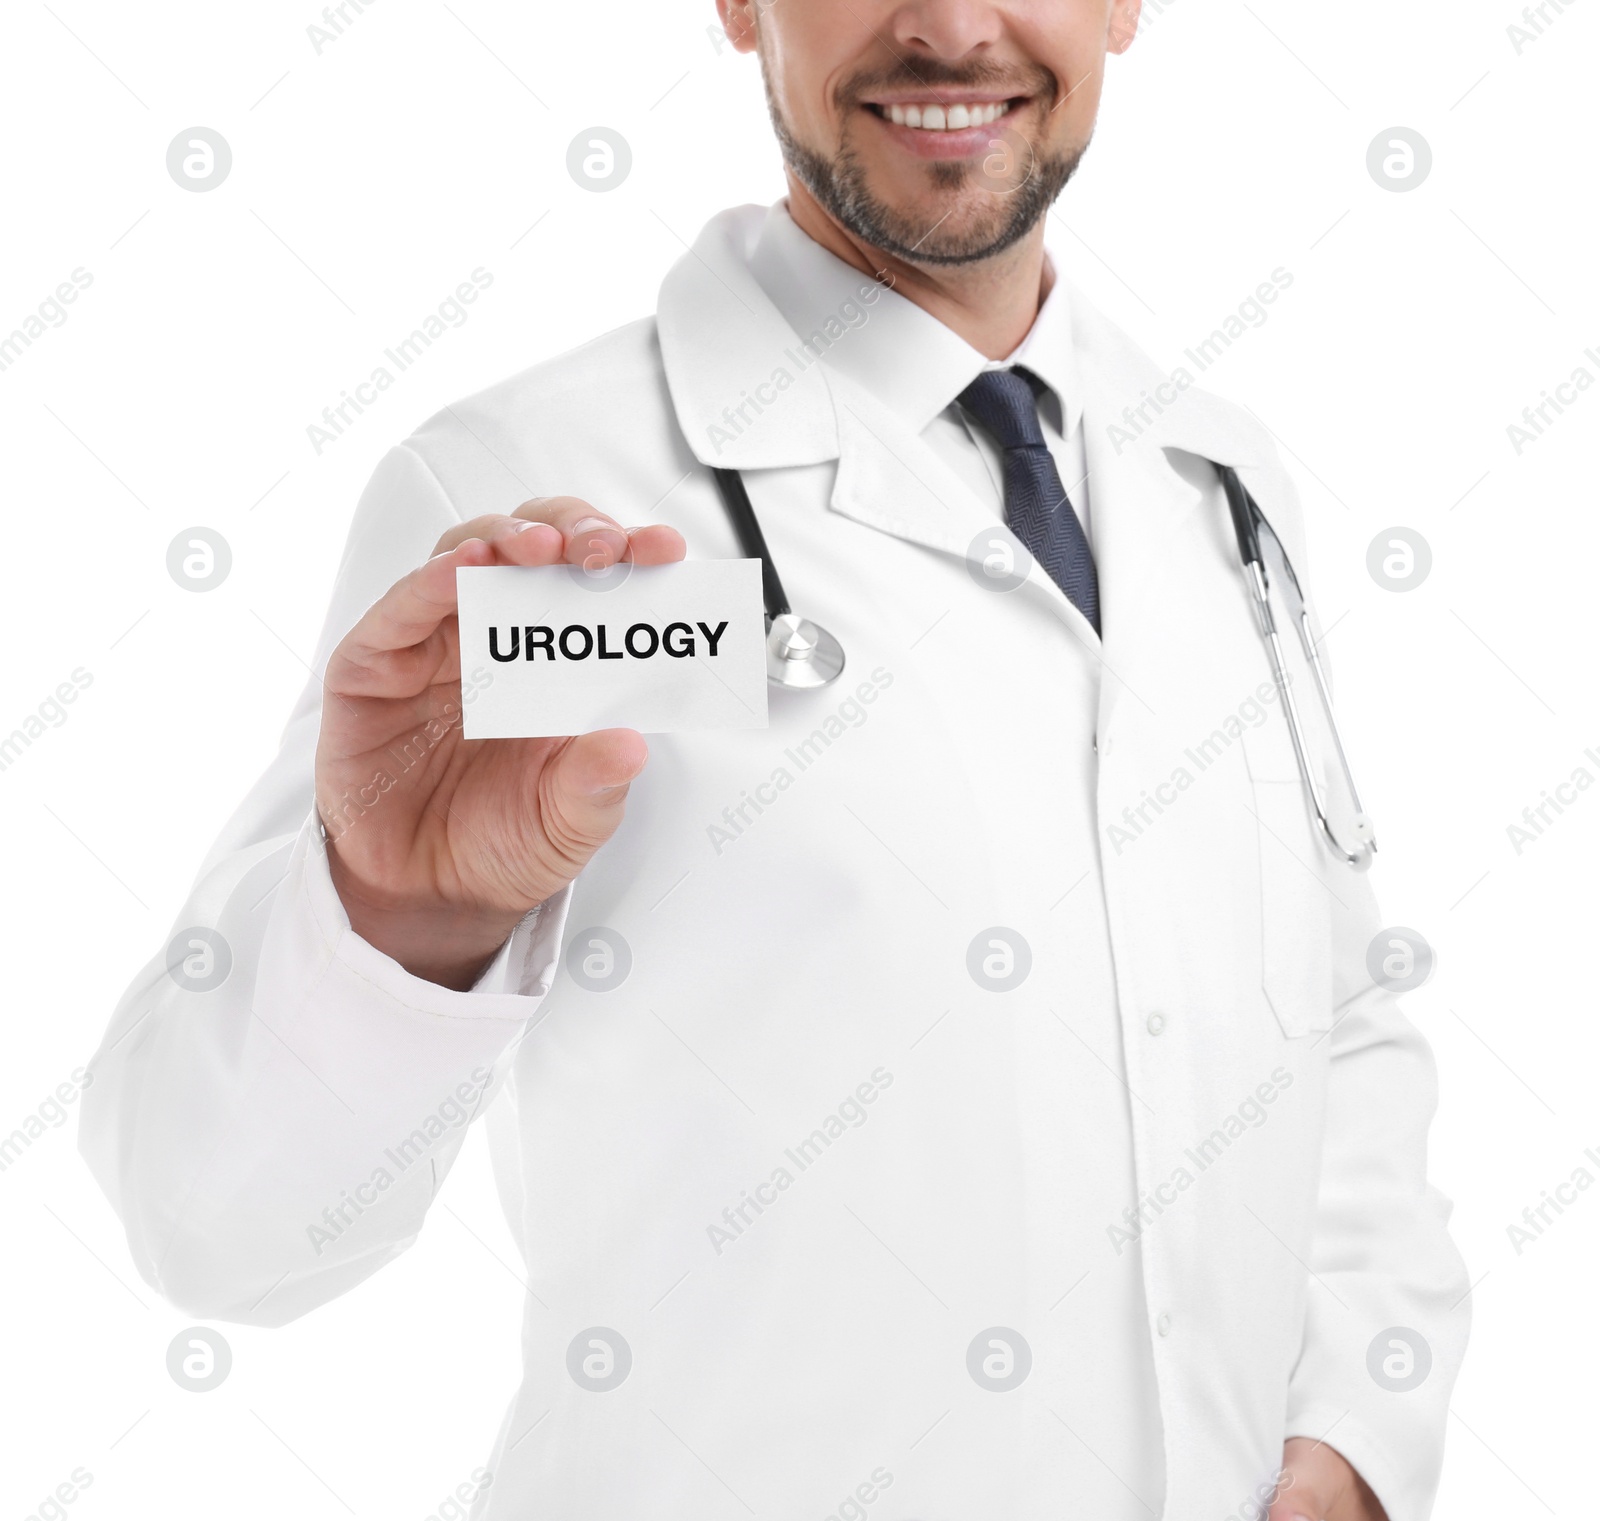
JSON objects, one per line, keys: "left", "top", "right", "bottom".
{"left": 521, "top": 496, "right": 632, "bottom": 569}
{"left": 350, "top": 496, "right": 686, "bottom": 697}
{"left": 435, "top": 497, "right": 687, "bottom": 571}
{"left": 429, "top": 513, "right": 566, "bottom": 563}
{"left": 327, "top": 538, "right": 491, "bottom": 695}
{"left": 514, "top": 495, "right": 687, "bottom": 570}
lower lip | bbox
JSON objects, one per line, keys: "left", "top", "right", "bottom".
{"left": 863, "top": 104, "right": 1023, "bottom": 160}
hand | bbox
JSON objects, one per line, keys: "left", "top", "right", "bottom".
{"left": 315, "top": 496, "right": 686, "bottom": 989}
{"left": 1268, "top": 1437, "right": 1388, "bottom": 1521}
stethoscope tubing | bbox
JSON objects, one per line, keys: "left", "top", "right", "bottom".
{"left": 711, "top": 467, "right": 793, "bottom": 621}
{"left": 709, "top": 461, "right": 1375, "bottom": 870}
{"left": 1216, "top": 464, "right": 1376, "bottom": 871}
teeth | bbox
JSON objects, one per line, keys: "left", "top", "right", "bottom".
{"left": 884, "top": 101, "right": 1009, "bottom": 130}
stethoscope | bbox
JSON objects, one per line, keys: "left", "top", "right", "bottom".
{"left": 710, "top": 462, "right": 1376, "bottom": 871}
{"left": 712, "top": 468, "right": 846, "bottom": 690}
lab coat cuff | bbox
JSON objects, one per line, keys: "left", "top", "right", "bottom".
{"left": 1284, "top": 1405, "right": 1422, "bottom": 1521}
{"left": 302, "top": 810, "right": 572, "bottom": 1020}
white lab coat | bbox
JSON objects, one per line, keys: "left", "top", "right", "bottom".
{"left": 81, "top": 204, "right": 1469, "bottom": 1521}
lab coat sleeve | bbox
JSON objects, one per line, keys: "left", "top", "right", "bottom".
{"left": 1283, "top": 866, "right": 1470, "bottom": 1521}
{"left": 79, "top": 443, "right": 571, "bottom": 1326}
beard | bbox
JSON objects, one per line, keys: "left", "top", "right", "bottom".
{"left": 763, "top": 59, "right": 1086, "bottom": 267}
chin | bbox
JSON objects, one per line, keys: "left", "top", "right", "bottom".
{"left": 776, "top": 104, "right": 1078, "bottom": 268}
{"left": 891, "top": 192, "right": 1017, "bottom": 248}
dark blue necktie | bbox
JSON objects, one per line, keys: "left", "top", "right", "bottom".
{"left": 957, "top": 367, "right": 1100, "bottom": 634}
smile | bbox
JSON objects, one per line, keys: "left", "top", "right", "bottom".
{"left": 867, "top": 99, "right": 1019, "bottom": 131}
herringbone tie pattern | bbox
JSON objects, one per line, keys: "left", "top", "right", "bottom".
{"left": 958, "top": 366, "right": 1100, "bottom": 634}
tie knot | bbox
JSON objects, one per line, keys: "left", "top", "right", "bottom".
{"left": 957, "top": 366, "right": 1046, "bottom": 450}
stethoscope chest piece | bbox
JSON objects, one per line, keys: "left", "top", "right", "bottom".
{"left": 766, "top": 612, "right": 845, "bottom": 689}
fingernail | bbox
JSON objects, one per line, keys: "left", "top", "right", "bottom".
{"left": 571, "top": 516, "right": 619, "bottom": 537}
{"left": 509, "top": 519, "right": 538, "bottom": 533}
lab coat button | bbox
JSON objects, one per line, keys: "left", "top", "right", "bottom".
{"left": 1156, "top": 1312, "right": 1172, "bottom": 1337}
{"left": 1146, "top": 1012, "right": 1166, "bottom": 1036}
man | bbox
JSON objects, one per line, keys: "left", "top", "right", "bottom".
{"left": 82, "top": 0, "right": 1468, "bottom": 1517}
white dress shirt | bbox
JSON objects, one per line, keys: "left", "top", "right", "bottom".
{"left": 747, "top": 203, "right": 1093, "bottom": 546}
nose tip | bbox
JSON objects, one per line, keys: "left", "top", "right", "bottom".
{"left": 890, "top": 0, "right": 1006, "bottom": 59}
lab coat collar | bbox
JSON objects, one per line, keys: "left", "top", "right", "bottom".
{"left": 657, "top": 203, "right": 1294, "bottom": 545}
{"left": 660, "top": 204, "right": 1275, "bottom": 465}
{"left": 1010, "top": 274, "right": 1302, "bottom": 558}
{"left": 656, "top": 204, "right": 842, "bottom": 470}
{"left": 746, "top": 202, "right": 984, "bottom": 437}
{"left": 744, "top": 202, "right": 1085, "bottom": 443}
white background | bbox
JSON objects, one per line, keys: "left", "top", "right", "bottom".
{"left": 1, "top": 0, "right": 1595, "bottom": 1515}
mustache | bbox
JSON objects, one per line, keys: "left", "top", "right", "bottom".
{"left": 835, "top": 58, "right": 1059, "bottom": 108}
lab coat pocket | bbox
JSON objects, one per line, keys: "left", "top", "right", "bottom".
{"left": 1241, "top": 732, "right": 1334, "bottom": 1038}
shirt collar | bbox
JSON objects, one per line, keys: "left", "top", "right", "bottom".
{"left": 1001, "top": 267, "right": 1083, "bottom": 441}
{"left": 654, "top": 203, "right": 1275, "bottom": 474}
{"left": 747, "top": 201, "right": 1083, "bottom": 440}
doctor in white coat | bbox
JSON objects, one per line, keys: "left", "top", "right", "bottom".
{"left": 81, "top": 0, "right": 1468, "bottom": 1517}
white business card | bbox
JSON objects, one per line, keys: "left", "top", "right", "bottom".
{"left": 456, "top": 560, "right": 769, "bottom": 738}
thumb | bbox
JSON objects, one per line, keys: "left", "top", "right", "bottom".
{"left": 1267, "top": 1473, "right": 1327, "bottom": 1521}
{"left": 1267, "top": 1450, "right": 1323, "bottom": 1521}
{"left": 540, "top": 727, "right": 650, "bottom": 856}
